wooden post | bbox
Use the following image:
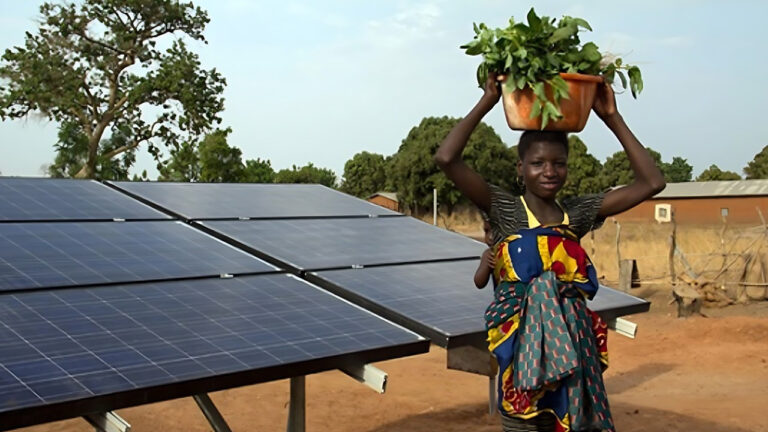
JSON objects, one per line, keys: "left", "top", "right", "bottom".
{"left": 668, "top": 210, "right": 677, "bottom": 286}
{"left": 672, "top": 285, "right": 703, "bottom": 318}
{"left": 719, "top": 214, "right": 728, "bottom": 270}
{"left": 619, "top": 259, "right": 637, "bottom": 292}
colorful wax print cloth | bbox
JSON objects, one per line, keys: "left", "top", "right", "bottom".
{"left": 485, "top": 225, "right": 612, "bottom": 432}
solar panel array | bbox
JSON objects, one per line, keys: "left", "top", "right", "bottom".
{"left": 0, "top": 178, "right": 649, "bottom": 430}
{"left": 199, "top": 217, "right": 486, "bottom": 271}
{"left": 0, "top": 222, "right": 276, "bottom": 291}
{"left": 108, "top": 181, "right": 399, "bottom": 220}
{"left": 0, "top": 275, "right": 426, "bottom": 429}
{"left": 0, "top": 178, "right": 429, "bottom": 430}
{"left": 309, "top": 260, "right": 650, "bottom": 347}
{"left": 0, "top": 178, "right": 168, "bottom": 221}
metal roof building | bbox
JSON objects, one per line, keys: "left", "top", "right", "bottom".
{"left": 653, "top": 179, "right": 768, "bottom": 199}
{"left": 615, "top": 179, "right": 768, "bottom": 225}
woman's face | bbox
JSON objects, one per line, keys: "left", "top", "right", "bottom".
{"left": 518, "top": 141, "right": 568, "bottom": 199}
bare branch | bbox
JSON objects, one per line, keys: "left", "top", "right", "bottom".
{"left": 102, "top": 140, "right": 140, "bottom": 160}
{"left": 75, "top": 30, "right": 129, "bottom": 56}
{"left": 69, "top": 107, "right": 92, "bottom": 137}
{"left": 81, "top": 75, "right": 100, "bottom": 118}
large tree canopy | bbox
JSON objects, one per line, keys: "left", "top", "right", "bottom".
{"left": 662, "top": 156, "right": 693, "bottom": 183}
{"left": 560, "top": 135, "right": 603, "bottom": 198}
{"left": 744, "top": 145, "right": 768, "bottom": 179}
{"left": 275, "top": 163, "right": 337, "bottom": 187}
{"left": 696, "top": 164, "right": 741, "bottom": 181}
{"left": 388, "top": 116, "right": 518, "bottom": 214}
{"left": 340, "top": 151, "right": 388, "bottom": 198}
{"left": 600, "top": 148, "right": 664, "bottom": 189}
{"left": 158, "top": 128, "right": 275, "bottom": 183}
{"left": 242, "top": 158, "right": 275, "bottom": 183}
{"left": 0, "top": 0, "right": 225, "bottom": 178}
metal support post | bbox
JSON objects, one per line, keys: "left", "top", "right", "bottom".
{"left": 193, "top": 393, "right": 232, "bottom": 432}
{"left": 84, "top": 411, "right": 131, "bottom": 432}
{"left": 433, "top": 188, "right": 437, "bottom": 225}
{"left": 488, "top": 375, "right": 497, "bottom": 416}
{"left": 287, "top": 376, "right": 306, "bottom": 432}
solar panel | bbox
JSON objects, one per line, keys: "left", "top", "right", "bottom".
{"left": 0, "top": 275, "right": 428, "bottom": 430}
{"left": 199, "top": 217, "right": 487, "bottom": 272}
{"left": 309, "top": 260, "right": 650, "bottom": 347}
{"left": 0, "top": 178, "right": 169, "bottom": 221}
{"left": 108, "top": 181, "right": 399, "bottom": 220}
{"left": 0, "top": 221, "right": 276, "bottom": 292}
{"left": 591, "top": 284, "right": 651, "bottom": 321}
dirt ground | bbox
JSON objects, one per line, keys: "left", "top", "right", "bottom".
{"left": 16, "top": 287, "right": 768, "bottom": 432}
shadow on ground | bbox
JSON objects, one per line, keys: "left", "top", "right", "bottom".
{"left": 605, "top": 362, "right": 676, "bottom": 395}
{"left": 367, "top": 401, "right": 750, "bottom": 432}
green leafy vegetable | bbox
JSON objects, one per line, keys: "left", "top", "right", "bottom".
{"left": 461, "top": 8, "right": 643, "bottom": 128}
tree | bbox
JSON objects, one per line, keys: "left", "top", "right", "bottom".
{"left": 196, "top": 128, "right": 245, "bottom": 182}
{"left": 157, "top": 141, "right": 200, "bottom": 182}
{"left": 159, "top": 130, "right": 275, "bottom": 183}
{"left": 388, "top": 116, "right": 518, "bottom": 214}
{"left": 696, "top": 164, "right": 741, "bottom": 181}
{"left": 662, "top": 156, "right": 693, "bottom": 183}
{"left": 0, "top": 0, "right": 225, "bottom": 178}
{"left": 48, "top": 121, "right": 136, "bottom": 180}
{"left": 744, "top": 145, "right": 768, "bottom": 179}
{"left": 600, "top": 148, "right": 663, "bottom": 189}
{"left": 340, "top": 151, "right": 388, "bottom": 197}
{"left": 275, "top": 163, "right": 337, "bottom": 187}
{"left": 560, "top": 135, "right": 602, "bottom": 198}
{"left": 242, "top": 158, "right": 275, "bottom": 183}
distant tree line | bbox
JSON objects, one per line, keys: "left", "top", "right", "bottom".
{"left": 337, "top": 117, "right": 766, "bottom": 214}
{"left": 37, "top": 113, "right": 768, "bottom": 216}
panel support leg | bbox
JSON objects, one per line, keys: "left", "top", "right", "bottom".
{"left": 193, "top": 393, "right": 232, "bottom": 432}
{"left": 488, "top": 374, "right": 497, "bottom": 416}
{"left": 287, "top": 376, "right": 306, "bottom": 432}
{"left": 84, "top": 411, "right": 131, "bottom": 432}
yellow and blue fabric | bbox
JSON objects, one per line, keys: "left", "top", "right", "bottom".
{"left": 485, "top": 224, "right": 613, "bottom": 432}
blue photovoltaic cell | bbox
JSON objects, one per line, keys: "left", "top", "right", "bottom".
{"left": 0, "top": 275, "right": 426, "bottom": 425}
{"left": 0, "top": 221, "right": 275, "bottom": 291}
{"left": 201, "top": 217, "right": 486, "bottom": 271}
{"left": 310, "top": 260, "right": 650, "bottom": 346}
{"left": 590, "top": 284, "right": 651, "bottom": 321}
{"left": 0, "top": 178, "right": 169, "bottom": 221}
{"left": 109, "top": 181, "right": 399, "bottom": 219}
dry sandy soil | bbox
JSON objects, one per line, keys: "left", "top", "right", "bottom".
{"left": 16, "top": 288, "right": 768, "bottom": 432}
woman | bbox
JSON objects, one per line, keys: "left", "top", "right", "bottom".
{"left": 435, "top": 72, "right": 665, "bottom": 432}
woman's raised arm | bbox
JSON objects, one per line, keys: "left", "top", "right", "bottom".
{"left": 594, "top": 83, "right": 666, "bottom": 218}
{"left": 434, "top": 73, "right": 502, "bottom": 213}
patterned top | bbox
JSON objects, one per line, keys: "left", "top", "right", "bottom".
{"left": 487, "top": 184, "right": 606, "bottom": 244}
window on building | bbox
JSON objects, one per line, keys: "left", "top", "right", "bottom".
{"left": 721, "top": 208, "right": 729, "bottom": 218}
{"left": 658, "top": 207, "right": 668, "bottom": 218}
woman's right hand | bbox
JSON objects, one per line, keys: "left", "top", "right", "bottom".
{"left": 480, "top": 72, "right": 502, "bottom": 107}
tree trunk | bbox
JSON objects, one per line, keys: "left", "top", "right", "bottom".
{"left": 75, "top": 120, "right": 110, "bottom": 179}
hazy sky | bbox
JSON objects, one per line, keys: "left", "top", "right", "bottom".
{"left": 0, "top": 0, "right": 766, "bottom": 180}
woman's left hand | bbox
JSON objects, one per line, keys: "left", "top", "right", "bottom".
{"left": 592, "top": 81, "right": 618, "bottom": 120}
